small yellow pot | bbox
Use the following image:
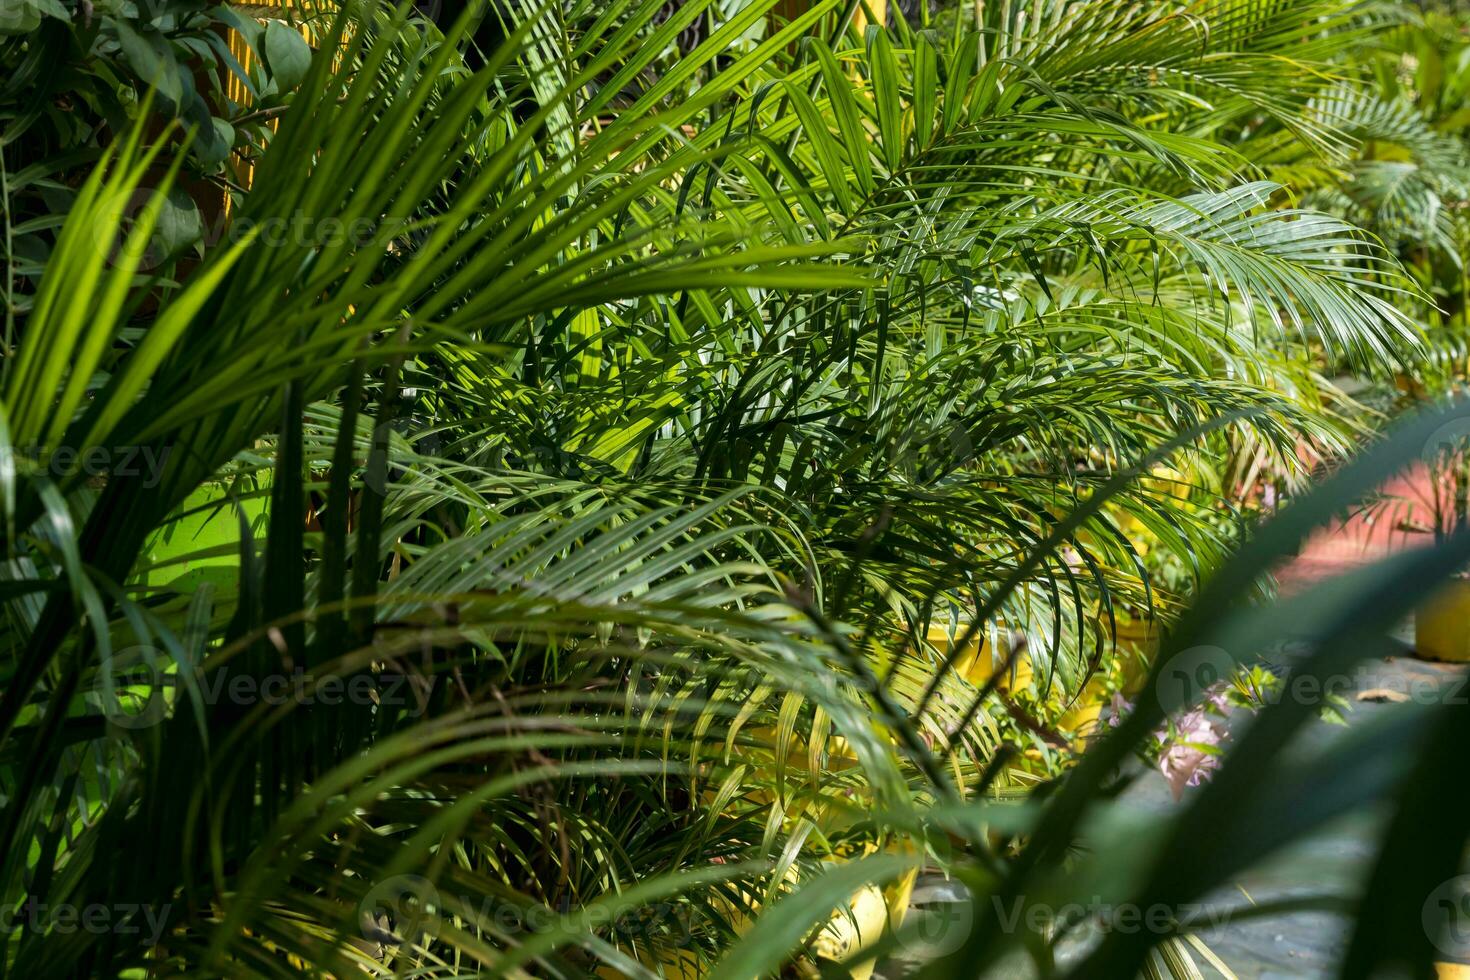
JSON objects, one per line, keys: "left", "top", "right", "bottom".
{"left": 1051, "top": 616, "right": 1162, "bottom": 740}
{"left": 1057, "top": 678, "right": 1109, "bottom": 739}
{"left": 926, "top": 625, "right": 1031, "bottom": 690}
{"left": 927, "top": 621, "right": 1142, "bottom": 741}
{"left": 596, "top": 949, "right": 703, "bottom": 979}
{"left": 593, "top": 859, "right": 914, "bottom": 979}
{"left": 1110, "top": 615, "right": 1160, "bottom": 694}
{"left": 1417, "top": 579, "right": 1470, "bottom": 663}
{"left": 810, "top": 863, "right": 917, "bottom": 980}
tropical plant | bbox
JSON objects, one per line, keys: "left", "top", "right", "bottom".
{"left": 765, "top": 406, "right": 1470, "bottom": 980}
{"left": 0, "top": 0, "right": 322, "bottom": 321}
{"left": 1248, "top": 2, "right": 1470, "bottom": 548}
{"left": 0, "top": 0, "right": 1446, "bottom": 977}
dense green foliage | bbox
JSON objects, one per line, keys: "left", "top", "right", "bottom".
{"left": 2, "top": 1, "right": 1468, "bottom": 977}
{"left": 0, "top": 0, "right": 320, "bottom": 320}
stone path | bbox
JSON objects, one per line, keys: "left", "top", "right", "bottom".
{"left": 1186, "top": 650, "right": 1466, "bottom": 979}
{"left": 877, "top": 461, "right": 1468, "bottom": 977}
{"left": 877, "top": 646, "right": 1469, "bottom": 979}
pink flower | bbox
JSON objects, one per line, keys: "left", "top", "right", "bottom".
{"left": 1107, "top": 693, "right": 1134, "bottom": 728}
{"left": 1156, "top": 711, "right": 1224, "bottom": 801}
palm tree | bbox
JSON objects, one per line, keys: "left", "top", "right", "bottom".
{"left": 0, "top": 1, "right": 1437, "bottom": 977}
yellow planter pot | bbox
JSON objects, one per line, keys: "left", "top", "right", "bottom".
{"left": 928, "top": 617, "right": 1159, "bottom": 695}
{"left": 596, "top": 949, "right": 703, "bottom": 979}
{"left": 810, "top": 864, "right": 917, "bottom": 980}
{"left": 594, "top": 723, "right": 917, "bottom": 979}
{"left": 927, "top": 618, "right": 1157, "bottom": 739}
{"left": 920, "top": 624, "right": 1094, "bottom": 744}
{"left": 1056, "top": 616, "right": 1161, "bottom": 738}
{"left": 925, "top": 625, "right": 1031, "bottom": 690}
{"left": 1417, "top": 579, "right": 1470, "bottom": 662}
{"left": 1111, "top": 616, "right": 1161, "bottom": 695}
{"left": 593, "top": 860, "right": 914, "bottom": 979}
{"left": 1057, "top": 677, "right": 1109, "bottom": 738}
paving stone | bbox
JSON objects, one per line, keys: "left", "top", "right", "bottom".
{"left": 875, "top": 647, "right": 1468, "bottom": 979}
